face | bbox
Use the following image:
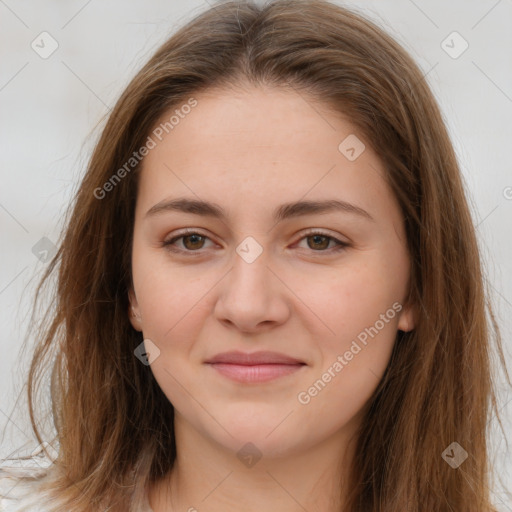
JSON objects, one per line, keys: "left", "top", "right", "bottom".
{"left": 128, "top": 85, "right": 416, "bottom": 458}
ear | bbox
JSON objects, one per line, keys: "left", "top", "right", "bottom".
{"left": 397, "top": 300, "right": 418, "bottom": 333}
{"left": 128, "top": 288, "right": 143, "bottom": 332}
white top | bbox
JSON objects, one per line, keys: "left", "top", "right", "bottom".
{"left": 0, "top": 458, "right": 154, "bottom": 511}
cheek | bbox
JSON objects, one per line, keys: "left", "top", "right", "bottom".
{"left": 288, "top": 258, "right": 403, "bottom": 404}
{"left": 291, "top": 257, "right": 403, "bottom": 342}
{"left": 131, "top": 256, "right": 211, "bottom": 408}
{"left": 295, "top": 296, "right": 399, "bottom": 432}
{"left": 136, "top": 277, "right": 210, "bottom": 351}
{"left": 131, "top": 241, "right": 208, "bottom": 328}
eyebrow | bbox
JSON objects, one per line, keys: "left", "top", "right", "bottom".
{"left": 145, "top": 197, "right": 375, "bottom": 223}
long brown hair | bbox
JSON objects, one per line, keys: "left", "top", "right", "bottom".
{"left": 1, "top": 1, "right": 509, "bottom": 510}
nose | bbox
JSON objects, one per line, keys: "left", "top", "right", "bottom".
{"left": 213, "top": 246, "right": 290, "bottom": 334}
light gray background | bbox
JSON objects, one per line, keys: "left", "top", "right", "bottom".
{"left": 0, "top": 0, "right": 511, "bottom": 509}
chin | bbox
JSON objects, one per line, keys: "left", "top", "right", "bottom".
{"left": 207, "top": 421, "right": 301, "bottom": 460}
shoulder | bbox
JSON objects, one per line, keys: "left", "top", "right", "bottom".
{"left": 0, "top": 456, "right": 52, "bottom": 512}
{"left": 0, "top": 458, "right": 154, "bottom": 512}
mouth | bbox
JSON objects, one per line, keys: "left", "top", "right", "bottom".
{"left": 204, "top": 351, "right": 307, "bottom": 383}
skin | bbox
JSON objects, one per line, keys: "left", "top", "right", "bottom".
{"left": 128, "top": 84, "right": 417, "bottom": 512}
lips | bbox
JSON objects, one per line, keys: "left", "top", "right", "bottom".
{"left": 205, "top": 350, "right": 305, "bottom": 365}
{"left": 205, "top": 351, "right": 306, "bottom": 383}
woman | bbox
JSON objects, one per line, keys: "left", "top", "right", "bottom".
{"left": 0, "top": 0, "right": 509, "bottom": 511}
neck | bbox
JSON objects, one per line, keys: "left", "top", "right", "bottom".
{"left": 148, "top": 411, "right": 361, "bottom": 512}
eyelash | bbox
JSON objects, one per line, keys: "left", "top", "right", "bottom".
{"left": 161, "top": 228, "right": 349, "bottom": 256}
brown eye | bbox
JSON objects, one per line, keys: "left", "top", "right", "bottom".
{"left": 306, "top": 234, "right": 331, "bottom": 250}
{"left": 181, "top": 233, "right": 206, "bottom": 250}
{"left": 297, "top": 231, "right": 348, "bottom": 253}
{"left": 162, "top": 231, "right": 213, "bottom": 254}
{"left": 162, "top": 229, "right": 348, "bottom": 256}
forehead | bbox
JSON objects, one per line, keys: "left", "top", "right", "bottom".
{"left": 146, "top": 85, "right": 357, "bottom": 163}
{"left": 135, "top": 85, "right": 397, "bottom": 227}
